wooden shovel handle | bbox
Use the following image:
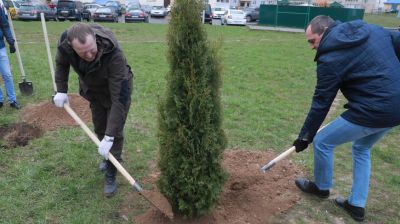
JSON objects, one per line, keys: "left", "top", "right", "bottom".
{"left": 40, "top": 13, "right": 57, "bottom": 92}
{"left": 63, "top": 104, "right": 137, "bottom": 186}
{"left": 7, "top": 12, "right": 26, "bottom": 80}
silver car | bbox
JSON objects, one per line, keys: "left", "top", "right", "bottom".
{"left": 150, "top": 5, "right": 166, "bottom": 17}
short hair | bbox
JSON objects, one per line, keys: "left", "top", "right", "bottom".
{"left": 67, "top": 23, "right": 95, "bottom": 44}
{"left": 307, "top": 15, "right": 335, "bottom": 35}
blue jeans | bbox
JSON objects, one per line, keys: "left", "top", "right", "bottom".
{"left": 313, "top": 116, "right": 390, "bottom": 208}
{"left": 0, "top": 47, "right": 17, "bottom": 103}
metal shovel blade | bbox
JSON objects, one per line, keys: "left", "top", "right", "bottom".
{"left": 19, "top": 80, "right": 33, "bottom": 95}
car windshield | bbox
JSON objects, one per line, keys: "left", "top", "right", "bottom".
{"left": 231, "top": 10, "right": 243, "bottom": 14}
{"left": 152, "top": 6, "right": 163, "bottom": 9}
{"left": 19, "top": 5, "right": 35, "bottom": 10}
{"left": 105, "top": 2, "right": 118, "bottom": 7}
{"left": 57, "top": 1, "right": 74, "bottom": 8}
{"left": 96, "top": 7, "right": 111, "bottom": 13}
{"left": 128, "top": 5, "right": 140, "bottom": 10}
{"left": 214, "top": 8, "right": 224, "bottom": 11}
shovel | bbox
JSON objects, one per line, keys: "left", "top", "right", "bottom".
{"left": 40, "top": 13, "right": 173, "bottom": 219}
{"left": 260, "top": 124, "right": 329, "bottom": 173}
{"left": 6, "top": 12, "right": 33, "bottom": 95}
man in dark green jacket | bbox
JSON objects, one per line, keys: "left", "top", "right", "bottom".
{"left": 53, "top": 23, "right": 133, "bottom": 197}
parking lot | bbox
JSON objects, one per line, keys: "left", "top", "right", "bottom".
{"left": 116, "top": 15, "right": 256, "bottom": 26}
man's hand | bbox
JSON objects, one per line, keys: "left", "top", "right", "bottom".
{"left": 293, "top": 139, "right": 309, "bottom": 153}
{"left": 98, "top": 136, "right": 114, "bottom": 160}
{"left": 9, "top": 45, "right": 16, "bottom": 54}
{"left": 53, "top": 92, "right": 69, "bottom": 108}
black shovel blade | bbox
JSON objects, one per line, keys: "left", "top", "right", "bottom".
{"left": 19, "top": 81, "right": 33, "bottom": 96}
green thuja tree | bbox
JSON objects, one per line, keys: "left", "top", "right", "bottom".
{"left": 157, "top": 0, "right": 227, "bottom": 217}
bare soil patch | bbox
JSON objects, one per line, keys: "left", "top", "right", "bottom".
{"left": 1, "top": 94, "right": 91, "bottom": 148}
{"left": 122, "top": 149, "right": 304, "bottom": 224}
{"left": 0, "top": 122, "right": 43, "bottom": 148}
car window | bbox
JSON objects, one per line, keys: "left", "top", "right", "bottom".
{"left": 128, "top": 5, "right": 140, "bottom": 10}
{"left": 105, "top": 1, "right": 118, "bottom": 7}
{"left": 96, "top": 7, "right": 111, "bottom": 13}
{"left": 20, "top": 5, "right": 34, "bottom": 10}
{"left": 57, "top": 1, "right": 75, "bottom": 8}
{"left": 231, "top": 10, "right": 243, "bottom": 14}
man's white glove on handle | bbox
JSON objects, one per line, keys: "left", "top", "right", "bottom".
{"left": 98, "top": 135, "right": 114, "bottom": 160}
{"left": 53, "top": 92, "right": 69, "bottom": 108}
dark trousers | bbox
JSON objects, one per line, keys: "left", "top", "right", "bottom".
{"left": 90, "top": 100, "right": 128, "bottom": 161}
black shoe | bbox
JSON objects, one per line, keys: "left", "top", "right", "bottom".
{"left": 295, "top": 178, "right": 330, "bottom": 198}
{"left": 334, "top": 197, "right": 365, "bottom": 222}
{"left": 0, "top": 102, "right": 3, "bottom": 108}
{"left": 104, "top": 161, "right": 117, "bottom": 198}
{"left": 10, "top": 101, "right": 21, "bottom": 109}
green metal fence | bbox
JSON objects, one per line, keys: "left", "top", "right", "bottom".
{"left": 259, "top": 5, "right": 365, "bottom": 29}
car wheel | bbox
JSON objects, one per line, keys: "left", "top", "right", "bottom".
{"left": 246, "top": 16, "right": 251, "bottom": 22}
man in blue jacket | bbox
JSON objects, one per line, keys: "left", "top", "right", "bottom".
{"left": 0, "top": 6, "right": 20, "bottom": 109}
{"left": 293, "top": 15, "right": 400, "bottom": 221}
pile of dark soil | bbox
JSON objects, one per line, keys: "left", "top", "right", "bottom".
{"left": 20, "top": 94, "right": 91, "bottom": 131}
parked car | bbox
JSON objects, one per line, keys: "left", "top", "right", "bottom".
{"left": 125, "top": 8, "right": 148, "bottom": 22}
{"left": 83, "top": 3, "right": 101, "bottom": 16}
{"left": 150, "top": 5, "right": 166, "bottom": 17}
{"left": 212, "top": 7, "right": 225, "bottom": 19}
{"left": 221, "top": 9, "right": 246, "bottom": 26}
{"left": 202, "top": 3, "right": 212, "bottom": 24}
{"left": 141, "top": 4, "right": 151, "bottom": 14}
{"left": 104, "top": 1, "right": 122, "bottom": 15}
{"left": 3, "top": 0, "right": 21, "bottom": 19}
{"left": 126, "top": 1, "right": 140, "bottom": 9}
{"left": 243, "top": 7, "right": 259, "bottom": 22}
{"left": 17, "top": 4, "right": 57, "bottom": 21}
{"left": 56, "top": 0, "right": 84, "bottom": 21}
{"left": 82, "top": 7, "right": 91, "bottom": 21}
{"left": 92, "top": 6, "right": 118, "bottom": 22}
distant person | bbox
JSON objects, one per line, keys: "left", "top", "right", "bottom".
{"left": 293, "top": 15, "right": 400, "bottom": 221}
{"left": 53, "top": 23, "right": 133, "bottom": 197}
{"left": 0, "top": 5, "right": 21, "bottom": 109}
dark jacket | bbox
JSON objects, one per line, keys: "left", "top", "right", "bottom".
{"left": 55, "top": 24, "right": 133, "bottom": 137}
{"left": 299, "top": 20, "right": 400, "bottom": 141}
{"left": 0, "top": 7, "right": 15, "bottom": 49}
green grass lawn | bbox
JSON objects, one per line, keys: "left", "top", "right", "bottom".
{"left": 0, "top": 16, "right": 399, "bottom": 223}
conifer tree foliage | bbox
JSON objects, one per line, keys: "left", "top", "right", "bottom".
{"left": 157, "top": 0, "right": 227, "bottom": 217}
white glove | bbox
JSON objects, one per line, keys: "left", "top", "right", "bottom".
{"left": 53, "top": 92, "right": 69, "bottom": 108}
{"left": 98, "top": 135, "right": 114, "bottom": 160}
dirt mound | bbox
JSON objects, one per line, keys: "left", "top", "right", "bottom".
{"left": 0, "top": 122, "right": 43, "bottom": 148}
{"left": 129, "top": 150, "right": 304, "bottom": 224}
{"left": 20, "top": 94, "right": 92, "bottom": 132}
